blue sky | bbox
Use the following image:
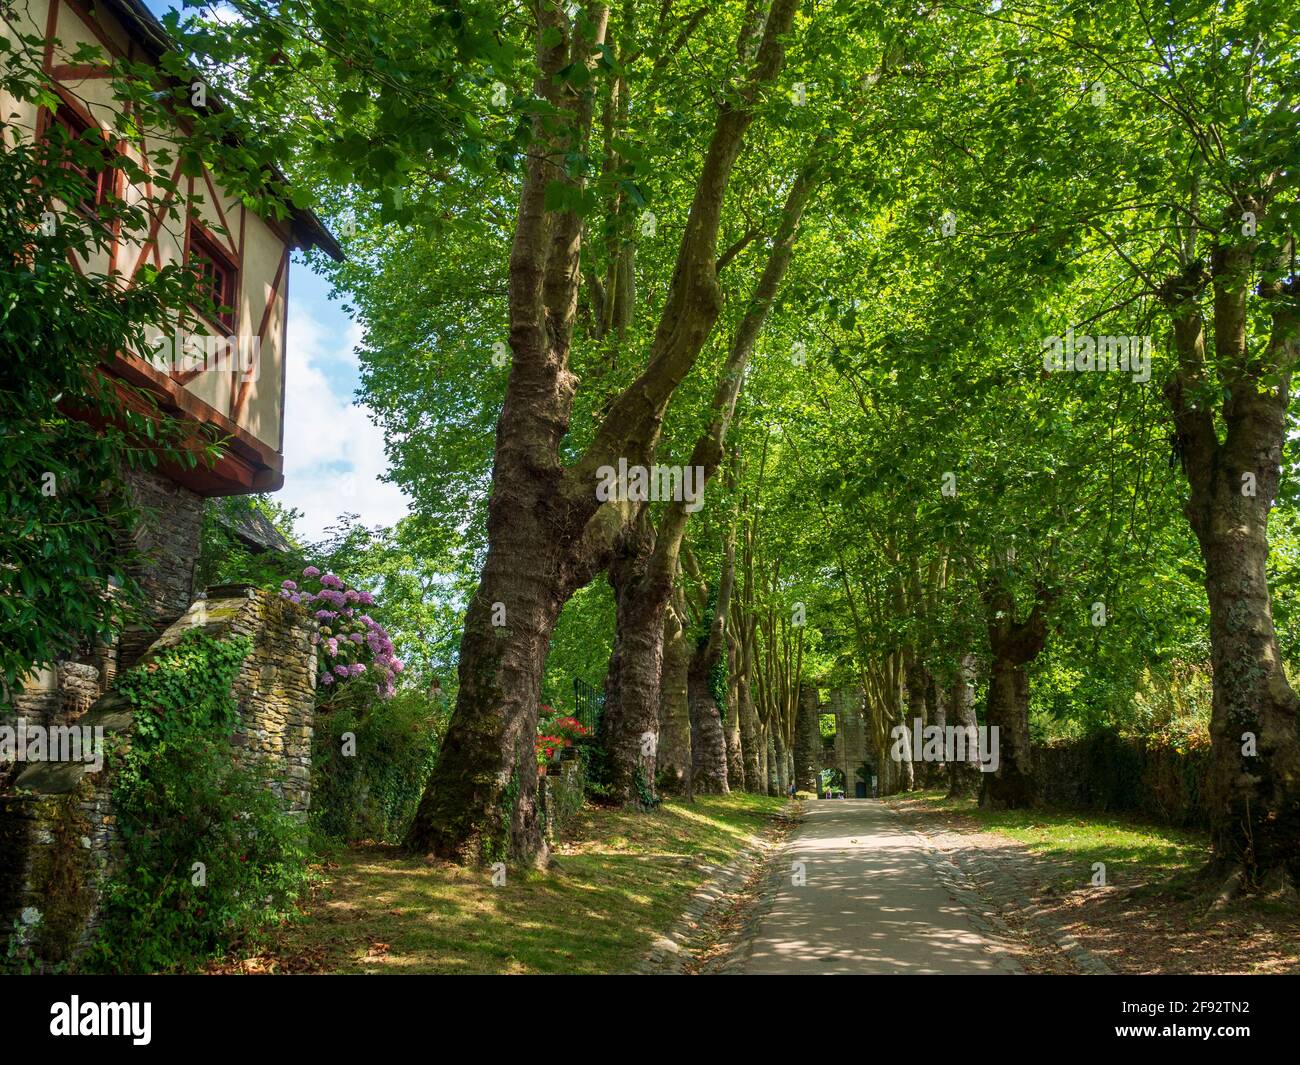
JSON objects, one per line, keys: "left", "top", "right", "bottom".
{"left": 146, "top": 1, "right": 410, "bottom": 542}
{"left": 275, "top": 268, "right": 410, "bottom": 542}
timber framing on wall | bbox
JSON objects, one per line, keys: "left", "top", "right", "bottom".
{"left": 18, "top": 0, "right": 343, "bottom": 496}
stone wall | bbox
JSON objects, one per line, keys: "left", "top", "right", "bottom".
{"left": 541, "top": 757, "right": 585, "bottom": 841}
{"left": 154, "top": 586, "right": 317, "bottom": 814}
{"left": 0, "top": 695, "right": 133, "bottom": 963}
{"left": 115, "top": 466, "right": 206, "bottom": 671}
{"left": 0, "top": 586, "right": 316, "bottom": 966}
{"left": 1031, "top": 735, "right": 1210, "bottom": 828}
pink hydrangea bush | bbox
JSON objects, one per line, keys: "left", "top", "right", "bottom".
{"left": 280, "top": 568, "right": 403, "bottom": 698}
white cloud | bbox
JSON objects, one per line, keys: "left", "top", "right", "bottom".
{"left": 277, "top": 303, "right": 410, "bottom": 543}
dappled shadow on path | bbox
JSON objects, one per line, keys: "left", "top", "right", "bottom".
{"left": 738, "top": 801, "right": 1021, "bottom": 974}
{"left": 887, "top": 793, "right": 1300, "bottom": 975}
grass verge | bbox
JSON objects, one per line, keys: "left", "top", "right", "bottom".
{"left": 902, "top": 789, "right": 1207, "bottom": 889}
{"left": 890, "top": 790, "right": 1300, "bottom": 974}
{"left": 224, "top": 793, "right": 785, "bottom": 975}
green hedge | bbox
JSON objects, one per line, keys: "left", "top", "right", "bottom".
{"left": 86, "top": 632, "right": 311, "bottom": 973}
{"left": 1034, "top": 732, "right": 1210, "bottom": 827}
{"left": 311, "top": 690, "right": 446, "bottom": 844}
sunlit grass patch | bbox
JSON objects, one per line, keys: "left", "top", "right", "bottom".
{"left": 270, "top": 794, "right": 784, "bottom": 974}
{"left": 905, "top": 789, "right": 1207, "bottom": 889}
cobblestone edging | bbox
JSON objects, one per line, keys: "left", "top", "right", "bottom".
{"left": 637, "top": 801, "right": 800, "bottom": 975}
{"left": 890, "top": 803, "right": 1113, "bottom": 976}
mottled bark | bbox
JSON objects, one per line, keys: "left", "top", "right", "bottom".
{"left": 598, "top": 512, "right": 669, "bottom": 804}
{"left": 597, "top": 154, "right": 819, "bottom": 805}
{"left": 688, "top": 657, "right": 730, "bottom": 794}
{"left": 405, "top": 3, "right": 606, "bottom": 865}
{"left": 408, "top": 0, "right": 800, "bottom": 862}
{"left": 904, "top": 653, "right": 928, "bottom": 791}
{"left": 890, "top": 663, "right": 914, "bottom": 794}
{"left": 738, "top": 675, "right": 763, "bottom": 792}
{"left": 657, "top": 592, "right": 691, "bottom": 794}
{"left": 767, "top": 730, "right": 783, "bottom": 796}
{"left": 925, "top": 668, "right": 947, "bottom": 788}
{"left": 981, "top": 589, "right": 1049, "bottom": 810}
{"left": 946, "top": 653, "right": 981, "bottom": 798}
{"left": 1164, "top": 252, "right": 1300, "bottom": 887}
{"left": 724, "top": 637, "right": 745, "bottom": 786}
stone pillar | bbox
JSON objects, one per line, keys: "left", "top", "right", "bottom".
{"left": 793, "top": 683, "right": 820, "bottom": 796}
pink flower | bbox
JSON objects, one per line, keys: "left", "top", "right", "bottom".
{"left": 281, "top": 579, "right": 297, "bottom": 591}
{"left": 303, "top": 566, "right": 320, "bottom": 578}
{"left": 334, "top": 664, "right": 349, "bottom": 678}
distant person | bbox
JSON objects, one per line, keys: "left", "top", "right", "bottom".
{"left": 788, "top": 781, "right": 796, "bottom": 798}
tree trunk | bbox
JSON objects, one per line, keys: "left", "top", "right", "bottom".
{"left": 904, "top": 653, "right": 928, "bottom": 791}
{"left": 738, "top": 675, "right": 762, "bottom": 792}
{"left": 404, "top": 537, "right": 565, "bottom": 863}
{"left": 405, "top": 4, "right": 608, "bottom": 864}
{"left": 688, "top": 650, "right": 730, "bottom": 794}
{"left": 406, "top": 0, "right": 800, "bottom": 864}
{"left": 657, "top": 592, "right": 691, "bottom": 795}
{"left": 891, "top": 666, "right": 914, "bottom": 793}
{"left": 598, "top": 514, "right": 668, "bottom": 804}
{"left": 980, "top": 589, "right": 1048, "bottom": 809}
{"left": 768, "top": 730, "right": 783, "bottom": 796}
{"left": 1170, "top": 270, "right": 1300, "bottom": 889}
{"left": 595, "top": 150, "right": 820, "bottom": 807}
{"left": 946, "top": 653, "right": 981, "bottom": 798}
{"left": 724, "top": 636, "right": 745, "bottom": 787}
{"left": 924, "top": 667, "right": 947, "bottom": 788}
{"left": 1165, "top": 254, "right": 1300, "bottom": 888}
{"left": 1198, "top": 511, "right": 1300, "bottom": 886}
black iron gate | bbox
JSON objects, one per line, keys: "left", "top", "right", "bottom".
{"left": 572, "top": 675, "right": 604, "bottom": 735}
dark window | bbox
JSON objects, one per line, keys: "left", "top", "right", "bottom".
{"left": 48, "top": 104, "right": 113, "bottom": 215}
{"left": 187, "top": 225, "right": 237, "bottom": 330}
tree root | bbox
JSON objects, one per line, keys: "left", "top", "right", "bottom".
{"left": 1261, "top": 866, "right": 1299, "bottom": 904}
{"left": 1208, "top": 863, "right": 1245, "bottom": 912}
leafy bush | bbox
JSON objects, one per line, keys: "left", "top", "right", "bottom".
{"left": 114, "top": 630, "right": 249, "bottom": 742}
{"left": 85, "top": 632, "right": 311, "bottom": 973}
{"left": 311, "top": 689, "right": 447, "bottom": 844}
